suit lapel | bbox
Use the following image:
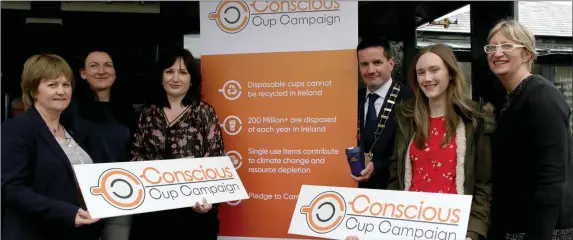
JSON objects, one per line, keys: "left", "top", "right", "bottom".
{"left": 30, "top": 108, "right": 74, "bottom": 177}
{"left": 372, "top": 81, "right": 402, "bottom": 152}
{"left": 359, "top": 81, "right": 401, "bottom": 151}
{"left": 358, "top": 88, "right": 366, "bottom": 126}
{"left": 358, "top": 88, "right": 366, "bottom": 147}
{"left": 377, "top": 81, "right": 398, "bottom": 119}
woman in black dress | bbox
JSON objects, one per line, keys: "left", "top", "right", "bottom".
{"left": 62, "top": 49, "right": 136, "bottom": 240}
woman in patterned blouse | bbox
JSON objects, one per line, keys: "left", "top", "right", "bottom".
{"left": 128, "top": 48, "right": 225, "bottom": 240}
{"left": 346, "top": 44, "right": 495, "bottom": 240}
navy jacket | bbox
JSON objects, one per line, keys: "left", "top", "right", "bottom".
{"left": 1, "top": 107, "right": 103, "bottom": 240}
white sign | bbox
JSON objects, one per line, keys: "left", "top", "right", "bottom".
{"left": 73, "top": 156, "right": 249, "bottom": 219}
{"left": 288, "top": 185, "right": 472, "bottom": 240}
{"left": 200, "top": 0, "right": 358, "bottom": 55}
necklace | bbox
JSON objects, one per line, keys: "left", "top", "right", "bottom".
{"left": 37, "top": 110, "right": 62, "bottom": 135}
{"left": 50, "top": 124, "right": 62, "bottom": 134}
{"left": 54, "top": 130, "right": 85, "bottom": 165}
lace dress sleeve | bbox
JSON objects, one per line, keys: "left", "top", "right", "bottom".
{"left": 199, "top": 103, "right": 225, "bottom": 157}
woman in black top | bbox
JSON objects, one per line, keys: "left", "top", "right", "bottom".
{"left": 62, "top": 49, "right": 136, "bottom": 240}
{"left": 485, "top": 20, "right": 573, "bottom": 240}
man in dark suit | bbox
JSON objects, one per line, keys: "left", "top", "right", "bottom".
{"left": 351, "top": 38, "right": 412, "bottom": 189}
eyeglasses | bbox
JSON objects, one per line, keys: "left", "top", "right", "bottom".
{"left": 483, "top": 43, "right": 525, "bottom": 53}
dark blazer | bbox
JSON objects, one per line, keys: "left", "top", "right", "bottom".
{"left": 489, "top": 75, "right": 573, "bottom": 240}
{"left": 1, "top": 107, "right": 103, "bottom": 240}
{"left": 357, "top": 81, "right": 412, "bottom": 189}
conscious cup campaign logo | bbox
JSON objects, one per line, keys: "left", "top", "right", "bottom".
{"left": 90, "top": 166, "right": 239, "bottom": 211}
{"left": 208, "top": 0, "right": 342, "bottom": 34}
{"left": 300, "top": 191, "right": 347, "bottom": 234}
{"left": 209, "top": 0, "right": 251, "bottom": 34}
{"left": 299, "top": 191, "right": 466, "bottom": 239}
{"left": 90, "top": 169, "right": 146, "bottom": 210}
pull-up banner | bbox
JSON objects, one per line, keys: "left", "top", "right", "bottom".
{"left": 200, "top": 1, "right": 358, "bottom": 238}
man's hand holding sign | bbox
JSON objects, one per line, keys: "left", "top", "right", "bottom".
{"left": 73, "top": 156, "right": 248, "bottom": 219}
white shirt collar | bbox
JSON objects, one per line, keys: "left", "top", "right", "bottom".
{"left": 366, "top": 78, "right": 393, "bottom": 100}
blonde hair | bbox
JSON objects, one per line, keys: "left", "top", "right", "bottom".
{"left": 487, "top": 19, "right": 537, "bottom": 71}
{"left": 20, "top": 54, "right": 75, "bottom": 110}
{"left": 404, "top": 44, "right": 478, "bottom": 149}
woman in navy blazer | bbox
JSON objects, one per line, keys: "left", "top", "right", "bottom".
{"left": 1, "top": 54, "right": 101, "bottom": 240}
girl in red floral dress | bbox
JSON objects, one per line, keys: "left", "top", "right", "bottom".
{"left": 346, "top": 44, "right": 495, "bottom": 240}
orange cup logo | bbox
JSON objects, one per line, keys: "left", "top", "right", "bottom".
{"left": 300, "top": 191, "right": 346, "bottom": 234}
{"left": 209, "top": 1, "right": 250, "bottom": 34}
{"left": 90, "top": 169, "right": 146, "bottom": 210}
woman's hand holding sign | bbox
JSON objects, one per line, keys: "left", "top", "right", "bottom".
{"left": 75, "top": 208, "right": 100, "bottom": 227}
{"left": 192, "top": 198, "right": 212, "bottom": 214}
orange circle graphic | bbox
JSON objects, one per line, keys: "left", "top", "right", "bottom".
{"left": 300, "top": 192, "right": 346, "bottom": 234}
{"left": 90, "top": 169, "right": 145, "bottom": 210}
{"left": 208, "top": 1, "right": 250, "bottom": 34}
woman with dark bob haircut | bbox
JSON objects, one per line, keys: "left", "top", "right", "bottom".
{"left": 128, "top": 48, "right": 225, "bottom": 239}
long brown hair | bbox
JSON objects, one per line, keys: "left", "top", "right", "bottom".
{"left": 404, "top": 44, "right": 478, "bottom": 149}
